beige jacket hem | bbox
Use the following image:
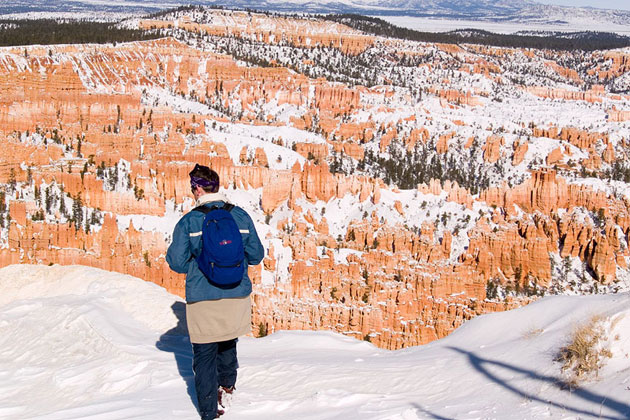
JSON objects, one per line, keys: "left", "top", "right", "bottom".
{"left": 186, "top": 295, "right": 252, "bottom": 344}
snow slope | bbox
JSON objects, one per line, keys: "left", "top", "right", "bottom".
{"left": 0, "top": 264, "right": 629, "bottom": 419}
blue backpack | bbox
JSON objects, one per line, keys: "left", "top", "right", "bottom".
{"left": 194, "top": 203, "right": 245, "bottom": 289}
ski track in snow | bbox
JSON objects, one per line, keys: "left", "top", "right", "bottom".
{"left": 0, "top": 264, "right": 629, "bottom": 419}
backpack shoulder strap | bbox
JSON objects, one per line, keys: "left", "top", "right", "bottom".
{"left": 193, "top": 203, "right": 234, "bottom": 214}
{"left": 193, "top": 206, "right": 212, "bottom": 214}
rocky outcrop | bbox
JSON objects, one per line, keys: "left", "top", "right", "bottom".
{"left": 607, "top": 107, "right": 630, "bottom": 122}
{"left": 512, "top": 140, "right": 528, "bottom": 166}
{"left": 434, "top": 89, "right": 483, "bottom": 107}
{"left": 479, "top": 169, "right": 628, "bottom": 283}
{"left": 594, "top": 52, "right": 630, "bottom": 81}
{"left": 436, "top": 131, "right": 455, "bottom": 154}
{"left": 483, "top": 135, "right": 504, "bottom": 163}
{"left": 546, "top": 147, "right": 564, "bottom": 166}
{"left": 139, "top": 13, "right": 374, "bottom": 55}
{"left": 530, "top": 125, "right": 608, "bottom": 150}
{"left": 526, "top": 87, "right": 603, "bottom": 103}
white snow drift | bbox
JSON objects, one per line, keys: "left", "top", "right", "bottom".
{"left": 0, "top": 264, "right": 629, "bottom": 419}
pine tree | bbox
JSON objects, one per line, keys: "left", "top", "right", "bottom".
{"left": 44, "top": 187, "right": 52, "bottom": 212}
{"left": 8, "top": 168, "right": 16, "bottom": 193}
{"left": 72, "top": 192, "right": 83, "bottom": 230}
{"left": 59, "top": 191, "right": 66, "bottom": 216}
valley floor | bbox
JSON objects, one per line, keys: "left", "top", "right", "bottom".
{"left": 380, "top": 15, "right": 630, "bottom": 36}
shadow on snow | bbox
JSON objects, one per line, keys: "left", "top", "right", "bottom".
{"left": 155, "top": 301, "right": 198, "bottom": 410}
{"left": 445, "top": 346, "right": 630, "bottom": 420}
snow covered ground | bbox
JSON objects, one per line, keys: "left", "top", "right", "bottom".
{"left": 1, "top": 264, "right": 629, "bottom": 419}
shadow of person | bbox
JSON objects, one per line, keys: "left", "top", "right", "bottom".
{"left": 448, "top": 346, "right": 630, "bottom": 420}
{"left": 156, "top": 301, "right": 197, "bottom": 410}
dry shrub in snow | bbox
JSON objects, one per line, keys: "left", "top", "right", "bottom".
{"left": 556, "top": 315, "right": 612, "bottom": 386}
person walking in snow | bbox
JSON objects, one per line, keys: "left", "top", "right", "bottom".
{"left": 166, "top": 163, "right": 264, "bottom": 419}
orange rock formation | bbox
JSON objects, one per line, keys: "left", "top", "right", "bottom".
{"left": 1, "top": 13, "right": 628, "bottom": 351}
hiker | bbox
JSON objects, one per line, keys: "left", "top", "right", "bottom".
{"left": 166, "top": 163, "right": 264, "bottom": 419}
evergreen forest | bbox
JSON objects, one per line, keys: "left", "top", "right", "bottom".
{"left": 0, "top": 19, "right": 161, "bottom": 47}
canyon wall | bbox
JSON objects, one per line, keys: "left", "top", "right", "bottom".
{"left": 1, "top": 10, "right": 629, "bottom": 349}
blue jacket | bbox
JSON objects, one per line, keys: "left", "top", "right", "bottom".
{"left": 166, "top": 194, "right": 264, "bottom": 303}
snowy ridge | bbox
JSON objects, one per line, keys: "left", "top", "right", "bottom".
{"left": 0, "top": 264, "right": 629, "bottom": 419}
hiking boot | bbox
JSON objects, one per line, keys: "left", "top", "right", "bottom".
{"left": 218, "top": 385, "right": 235, "bottom": 412}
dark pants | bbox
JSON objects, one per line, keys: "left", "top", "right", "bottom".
{"left": 192, "top": 339, "right": 239, "bottom": 420}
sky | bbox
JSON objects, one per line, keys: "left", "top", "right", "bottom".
{"left": 535, "top": 0, "right": 630, "bottom": 11}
